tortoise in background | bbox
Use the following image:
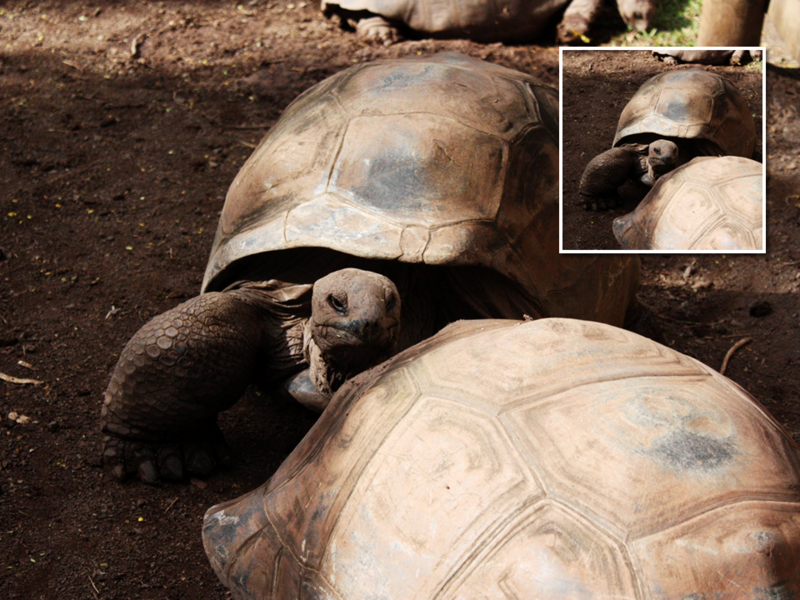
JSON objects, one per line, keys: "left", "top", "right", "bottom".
{"left": 579, "top": 68, "right": 757, "bottom": 210}
{"left": 204, "top": 318, "right": 800, "bottom": 599}
{"left": 653, "top": 48, "right": 763, "bottom": 65}
{"left": 321, "top": 0, "right": 657, "bottom": 45}
{"left": 100, "top": 52, "right": 641, "bottom": 484}
{"left": 613, "top": 156, "right": 764, "bottom": 251}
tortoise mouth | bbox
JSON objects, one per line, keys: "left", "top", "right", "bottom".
{"left": 314, "top": 319, "right": 400, "bottom": 370}
{"left": 314, "top": 318, "right": 399, "bottom": 351}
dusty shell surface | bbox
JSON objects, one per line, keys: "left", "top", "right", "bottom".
{"left": 614, "top": 156, "right": 764, "bottom": 251}
{"left": 203, "top": 318, "right": 800, "bottom": 599}
{"left": 613, "top": 68, "right": 757, "bottom": 158}
{"left": 204, "top": 52, "right": 559, "bottom": 291}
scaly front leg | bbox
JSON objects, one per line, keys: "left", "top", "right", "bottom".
{"left": 101, "top": 287, "right": 306, "bottom": 483}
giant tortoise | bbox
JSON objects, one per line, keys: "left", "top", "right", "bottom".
{"left": 100, "top": 52, "right": 640, "bottom": 484}
{"left": 204, "top": 317, "right": 800, "bottom": 599}
{"left": 579, "top": 68, "right": 757, "bottom": 210}
{"left": 613, "top": 155, "right": 764, "bottom": 251}
{"left": 321, "top": 0, "right": 656, "bottom": 45}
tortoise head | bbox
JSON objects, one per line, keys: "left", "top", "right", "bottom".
{"left": 648, "top": 139, "right": 680, "bottom": 176}
{"left": 307, "top": 268, "right": 401, "bottom": 394}
{"left": 617, "top": 0, "right": 655, "bottom": 32}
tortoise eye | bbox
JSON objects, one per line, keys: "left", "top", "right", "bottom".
{"left": 654, "top": 147, "right": 661, "bottom": 155}
{"left": 633, "top": 11, "right": 643, "bottom": 19}
{"left": 328, "top": 294, "right": 347, "bottom": 314}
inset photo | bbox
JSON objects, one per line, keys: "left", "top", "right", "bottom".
{"left": 560, "top": 47, "right": 766, "bottom": 253}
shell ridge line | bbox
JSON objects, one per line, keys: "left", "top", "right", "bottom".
{"left": 433, "top": 496, "right": 641, "bottom": 600}
{"left": 218, "top": 510, "right": 281, "bottom": 583}
{"left": 323, "top": 109, "right": 350, "bottom": 197}
{"left": 261, "top": 505, "right": 327, "bottom": 579}
{"left": 330, "top": 87, "right": 348, "bottom": 117}
{"left": 430, "top": 494, "right": 546, "bottom": 600}
{"left": 545, "top": 496, "right": 646, "bottom": 600}
{"left": 495, "top": 368, "right": 712, "bottom": 416}
{"left": 279, "top": 208, "right": 289, "bottom": 246}
{"left": 315, "top": 369, "right": 423, "bottom": 570}
{"left": 351, "top": 110, "right": 516, "bottom": 142}
{"left": 702, "top": 368, "right": 798, "bottom": 434}
{"left": 688, "top": 213, "right": 728, "bottom": 250}
{"left": 628, "top": 496, "right": 800, "bottom": 543}
{"left": 271, "top": 544, "right": 281, "bottom": 598}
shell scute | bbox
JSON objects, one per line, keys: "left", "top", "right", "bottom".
{"left": 614, "top": 156, "right": 763, "bottom": 251}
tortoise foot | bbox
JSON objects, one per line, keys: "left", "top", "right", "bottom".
{"left": 355, "top": 16, "right": 399, "bottom": 45}
{"left": 102, "top": 425, "right": 231, "bottom": 484}
{"left": 582, "top": 195, "right": 619, "bottom": 211}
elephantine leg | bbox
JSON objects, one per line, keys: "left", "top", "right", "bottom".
{"left": 100, "top": 288, "right": 304, "bottom": 483}
{"left": 355, "top": 15, "right": 399, "bottom": 45}
{"left": 557, "top": 0, "right": 605, "bottom": 44}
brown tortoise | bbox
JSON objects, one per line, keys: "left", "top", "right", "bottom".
{"left": 613, "top": 156, "right": 764, "bottom": 251}
{"left": 579, "top": 68, "right": 757, "bottom": 211}
{"left": 100, "top": 53, "right": 641, "bottom": 484}
{"left": 321, "top": 0, "right": 657, "bottom": 45}
{"left": 204, "top": 318, "right": 800, "bottom": 599}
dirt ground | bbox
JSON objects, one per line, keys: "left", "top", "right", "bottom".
{"left": 561, "top": 49, "right": 765, "bottom": 251}
{"left": 1, "top": 2, "right": 800, "bottom": 599}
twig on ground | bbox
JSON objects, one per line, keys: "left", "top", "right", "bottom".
{"left": 0, "top": 372, "right": 43, "bottom": 385}
{"left": 88, "top": 573, "right": 100, "bottom": 599}
{"left": 131, "top": 32, "right": 148, "bottom": 58}
{"left": 720, "top": 337, "right": 753, "bottom": 376}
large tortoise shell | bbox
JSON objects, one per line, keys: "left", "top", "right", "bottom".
{"left": 203, "top": 318, "right": 800, "bottom": 598}
{"left": 613, "top": 69, "right": 757, "bottom": 158}
{"left": 203, "top": 53, "right": 638, "bottom": 326}
{"left": 613, "top": 156, "right": 763, "bottom": 251}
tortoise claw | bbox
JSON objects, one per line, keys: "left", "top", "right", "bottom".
{"left": 101, "top": 425, "right": 231, "bottom": 484}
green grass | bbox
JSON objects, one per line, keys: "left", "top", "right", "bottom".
{"left": 610, "top": 0, "right": 703, "bottom": 47}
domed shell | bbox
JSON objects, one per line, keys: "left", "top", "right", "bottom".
{"left": 203, "top": 318, "right": 800, "bottom": 599}
{"left": 203, "top": 52, "right": 557, "bottom": 293}
{"left": 202, "top": 52, "right": 638, "bottom": 327}
{"left": 321, "top": 0, "right": 569, "bottom": 42}
{"left": 613, "top": 69, "right": 756, "bottom": 158}
{"left": 613, "top": 156, "right": 763, "bottom": 251}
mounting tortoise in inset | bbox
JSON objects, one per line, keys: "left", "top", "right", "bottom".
{"left": 613, "top": 155, "right": 764, "bottom": 251}
{"left": 579, "top": 68, "right": 757, "bottom": 211}
{"left": 321, "top": 0, "right": 656, "bottom": 45}
{"left": 100, "top": 52, "right": 641, "bottom": 484}
{"left": 652, "top": 48, "right": 763, "bottom": 65}
{"left": 203, "top": 318, "right": 800, "bottom": 599}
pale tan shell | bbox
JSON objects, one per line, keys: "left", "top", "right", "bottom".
{"left": 203, "top": 52, "right": 639, "bottom": 327}
{"left": 203, "top": 318, "right": 800, "bottom": 599}
{"left": 613, "top": 156, "right": 763, "bottom": 251}
{"left": 613, "top": 69, "right": 756, "bottom": 158}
